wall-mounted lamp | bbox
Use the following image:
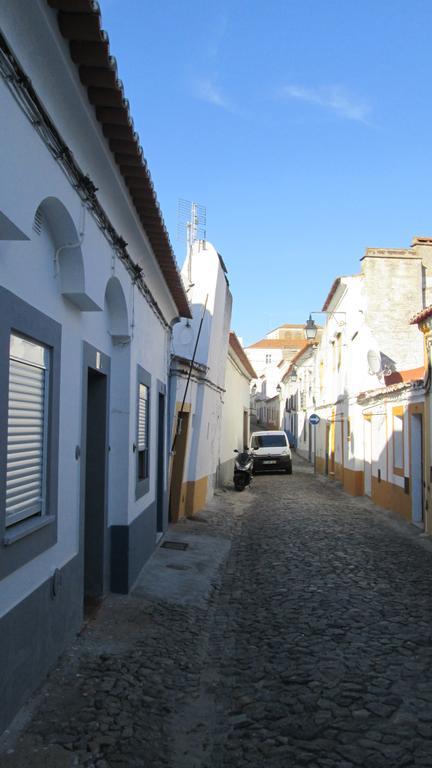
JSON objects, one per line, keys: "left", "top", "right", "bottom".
{"left": 276, "top": 383, "right": 282, "bottom": 394}
{"left": 303, "top": 310, "right": 346, "bottom": 341}
{"left": 304, "top": 315, "right": 318, "bottom": 341}
{"left": 289, "top": 366, "right": 298, "bottom": 383}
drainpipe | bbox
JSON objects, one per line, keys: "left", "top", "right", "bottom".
{"left": 423, "top": 349, "right": 432, "bottom": 530}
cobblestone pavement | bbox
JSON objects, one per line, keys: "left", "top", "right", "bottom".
{"left": 3, "top": 456, "right": 432, "bottom": 767}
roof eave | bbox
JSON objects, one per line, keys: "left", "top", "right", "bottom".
{"left": 47, "top": 0, "right": 191, "bottom": 318}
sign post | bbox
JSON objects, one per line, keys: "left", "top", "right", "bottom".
{"left": 308, "top": 414, "right": 320, "bottom": 473}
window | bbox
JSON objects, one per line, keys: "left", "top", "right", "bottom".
{"left": 136, "top": 365, "right": 151, "bottom": 498}
{"left": 393, "top": 407, "right": 404, "bottom": 475}
{"left": 0, "top": 286, "right": 61, "bottom": 579}
{"left": 265, "top": 354, "right": 272, "bottom": 364}
{"left": 319, "top": 361, "right": 324, "bottom": 396}
{"left": 6, "top": 334, "right": 50, "bottom": 529}
{"left": 251, "top": 434, "right": 287, "bottom": 449}
{"left": 336, "top": 333, "right": 342, "bottom": 371}
{"left": 137, "top": 383, "right": 149, "bottom": 480}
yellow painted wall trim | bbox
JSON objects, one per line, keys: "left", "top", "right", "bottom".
{"left": 372, "top": 476, "right": 411, "bottom": 521}
{"left": 184, "top": 476, "right": 208, "bottom": 518}
{"left": 343, "top": 468, "right": 364, "bottom": 497}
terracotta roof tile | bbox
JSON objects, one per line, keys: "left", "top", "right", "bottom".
{"left": 47, "top": 0, "right": 191, "bottom": 318}
{"left": 247, "top": 338, "right": 303, "bottom": 350}
{"left": 411, "top": 305, "right": 432, "bottom": 325}
{"left": 282, "top": 343, "right": 316, "bottom": 382}
{"left": 384, "top": 367, "right": 425, "bottom": 385}
{"left": 358, "top": 379, "right": 424, "bottom": 402}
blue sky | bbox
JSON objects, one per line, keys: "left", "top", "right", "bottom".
{"left": 101, "top": 0, "right": 432, "bottom": 346}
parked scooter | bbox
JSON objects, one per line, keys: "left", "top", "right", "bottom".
{"left": 233, "top": 448, "right": 253, "bottom": 491}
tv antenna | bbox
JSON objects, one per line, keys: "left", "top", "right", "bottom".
{"left": 177, "top": 199, "right": 206, "bottom": 287}
{"left": 177, "top": 200, "right": 206, "bottom": 249}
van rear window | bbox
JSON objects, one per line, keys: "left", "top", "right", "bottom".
{"left": 252, "top": 435, "right": 287, "bottom": 448}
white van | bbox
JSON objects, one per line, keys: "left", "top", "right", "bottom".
{"left": 250, "top": 430, "right": 292, "bottom": 474}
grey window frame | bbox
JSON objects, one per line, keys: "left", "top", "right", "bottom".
{"left": 135, "top": 365, "right": 151, "bottom": 499}
{"left": 0, "top": 287, "right": 61, "bottom": 580}
{"left": 6, "top": 334, "right": 50, "bottom": 528}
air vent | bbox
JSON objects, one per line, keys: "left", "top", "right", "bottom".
{"left": 33, "top": 208, "right": 43, "bottom": 235}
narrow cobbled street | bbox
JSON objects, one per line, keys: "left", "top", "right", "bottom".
{"left": 3, "top": 456, "right": 432, "bottom": 768}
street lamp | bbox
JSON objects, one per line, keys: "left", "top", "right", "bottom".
{"left": 304, "top": 314, "right": 318, "bottom": 341}
{"left": 289, "top": 366, "right": 298, "bottom": 383}
{"left": 304, "top": 311, "right": 346, "bottom": 341}
{"left": 276, "top": 383, "right": 282, "bottom": 394}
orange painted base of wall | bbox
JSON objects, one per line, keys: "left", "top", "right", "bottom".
{"left": 315, "top": 456, "right": 326, "bottom": 474}
{"left": 184, "top": 476, "right": 208, "bottom": 518}
{"left": 172, "top": 476, "right": 209, "bottom": 521}
{"left": 343, "top": 468, "right": 364, "bottom": 497}
{"left": 314, "top": 457, "right": 411, "bottom": 519}
{"left": 372, "top": 477, "right": 411, "bottom": 521}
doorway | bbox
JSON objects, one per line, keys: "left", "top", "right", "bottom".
{"left": 84, "top": 368, "right": 108, "bottom": 606}
{"left": 364, "top": 417, "right": 372, "bottom": 497}
{"left": 243, "top": 410, "right": 249, "bottom": 448}
{"left": 169, "top": 411, "right": 190, "bottom": 522}
{"left": 411, "top": 413, "right": 424, "bottom": 525}
{"left": 325, "top": 424, "right": 330, "bottom": 475}
{"left": 328, "top": 421, "right": 335, "bottom": 476}
{"left": 156, "top": 391, "right": 165, "bottom": 534}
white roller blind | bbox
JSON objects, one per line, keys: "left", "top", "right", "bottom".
{"left": 6, "top": 334, "right": 49, "bottom": 527}
{"left": 138, "top": 383, "right": 148, "bottom": 451}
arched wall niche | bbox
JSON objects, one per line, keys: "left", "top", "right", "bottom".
{"left": 105, "top": 276, "right": 130, "bottom": 344}
{"left": 35, "top": 197, "right": 101, "bottom": 311}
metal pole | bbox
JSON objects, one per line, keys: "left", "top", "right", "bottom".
{"left": 171, "top": 294, "right": 209, "bottom": 453}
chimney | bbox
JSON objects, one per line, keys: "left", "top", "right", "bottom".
{"left": 411, "top": 236, "right": 432, "bottom": 267}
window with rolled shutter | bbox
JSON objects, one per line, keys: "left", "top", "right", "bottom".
{"left": 137, "top": 383, "right": 148, "bottom": 480}
{"left": 6, "top": 334, "right": 50, "bottom": 528}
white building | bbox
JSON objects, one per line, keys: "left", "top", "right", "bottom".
{"left": 246, "top": 325, "right": 307, "bottom": 429}
{"left": 297, "top": 240, "right": 428, "bottom": 524}
{"left": 282, "top": 342, "right": 318, "bottom": 456}
{"left": 169, "top": 240, "right": 232, "bottom": 519}
{"left": 219, "top": 332, "right": 257, "bottom": 484}
{"left": 0, "top": 1, "right": 191, "bottom": 733}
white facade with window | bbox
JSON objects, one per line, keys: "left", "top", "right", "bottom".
{"left": 169, "top": 240, "right": 232, "bottom": 520}
{"left": 0, "top": 1, "right": 190, "bottom": 734}
{"left": 288, "top": 242, "right": 427, "bottom": 523}
{"left": 219, "top": 333, "right": 257, "bottom": 485}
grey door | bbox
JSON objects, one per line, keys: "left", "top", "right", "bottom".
{"left": 84, "top": 368, "right": 108, "bottom": 604}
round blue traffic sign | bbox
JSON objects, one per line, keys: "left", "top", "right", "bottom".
{"left": 309, "top": 413, "right": 320, "bottom": 425}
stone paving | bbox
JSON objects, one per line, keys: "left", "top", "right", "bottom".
{"left": 2, "top": 456, "right": 432, "bottom": 767}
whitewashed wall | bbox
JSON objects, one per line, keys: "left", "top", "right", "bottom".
{"left": 0, "top": 5, "right": 179, "bottom": 616}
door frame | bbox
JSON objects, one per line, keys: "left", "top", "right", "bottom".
{"left": 409, "top": 403, "right": 424, "bottom": 526}
{"left": 169, "top": 402, "right": 191, "bottom": 522}
{"left": 156, "top": 379, "right": 167, "bottom": 535}
{"left": 363, "top": 415, "right": 372, "bottom": 497}
{"left": 79, "top": 342, "right": 110, "bottom": 604}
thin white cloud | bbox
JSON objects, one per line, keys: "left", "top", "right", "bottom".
{"left": 194, "top": 78, "right": 230, "bottom": 109}
{"left": 279, "top": 84, "right": 371, "bottom": 123}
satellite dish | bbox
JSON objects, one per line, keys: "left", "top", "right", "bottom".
{"left": 367, "top": 349, "right": 381, "bottom": 375}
